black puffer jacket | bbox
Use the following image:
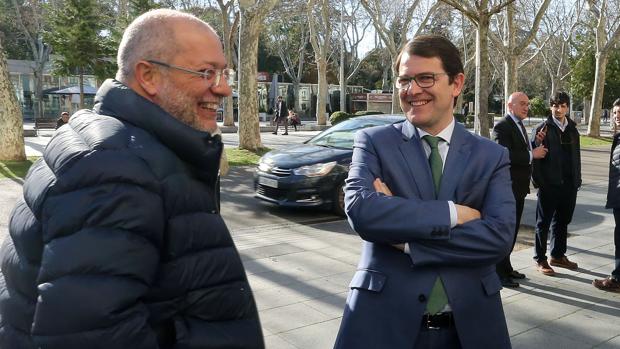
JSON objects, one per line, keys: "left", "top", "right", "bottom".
{"left": 0, "top": 79, "right": 264, "bottom": 349}
{"left": 607, "top": 133, "right": 620, "bottom": 209}
{"left": 531, "top": 116, "right": 582, "bottom": 189}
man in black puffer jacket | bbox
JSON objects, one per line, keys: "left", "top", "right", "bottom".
{"left": 0, "top": 9, "right": 263, "bottom": 349}
{"left": 531, "top": 91, "right": 582, "bottom": 277}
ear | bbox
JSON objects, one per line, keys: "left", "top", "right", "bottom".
{"left": 134, "top": 61, "right": 161, "bottom": 97}
{"left": 451, "top": 73, "right": 465, "bottom": 97}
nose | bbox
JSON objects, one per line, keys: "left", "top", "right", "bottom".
{"left": 407, "top": 80, "right": 424, "bottom": 95}
{"left": 211, "top": 77, "right": 233, "bottom": 97}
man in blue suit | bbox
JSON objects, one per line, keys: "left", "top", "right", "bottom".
{"left": 333, "top": 35, "right": 515, "bottom": 349}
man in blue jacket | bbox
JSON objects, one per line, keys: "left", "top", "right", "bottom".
{"left": 593, "top": 98, "right": 620, "bottom": 292}
{"left": 333, "top": 35, "right": 514, "bottom": 349}
{"left": 0, "top": 9, "right": 263, "bottom": 349}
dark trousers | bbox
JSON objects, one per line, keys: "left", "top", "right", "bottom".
{"left": 497, "top": 194, "right": 525, "bottom": 277}
{"left": 612, "top": 208, "right": 620, "bottom": 280}
{"left": 534, "top": 184, "right": 578, "bottom": 261}
{"left": 414, "top": 326, "right": 462, "bottom": 349}
{"left": 274, "top": 117, "right": 288, "bottom": 134}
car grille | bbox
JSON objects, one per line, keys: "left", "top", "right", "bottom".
{"left": 256, "top": 184, "right": 287, "bottom": 200}
{"left": 268, "top": 167, "right": 292, "bottom": 177}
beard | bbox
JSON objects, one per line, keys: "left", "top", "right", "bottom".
{"left": 157, "top": 81, "right": 217, "bottom": 133}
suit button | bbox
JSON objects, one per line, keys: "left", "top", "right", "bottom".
{"left": 418, "top": 294, "right": 426, "bottom": 302}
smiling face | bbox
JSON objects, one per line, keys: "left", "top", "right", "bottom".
{"left": 613, "top": 105, "right": 620, "bottom": 127}
{"left": 152, "top": 21, "right": 231, "bottom": 133}
{"left": 398, "top": 53, "right": 464, "bottom": 135}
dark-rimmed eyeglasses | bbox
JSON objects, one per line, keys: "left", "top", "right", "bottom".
{"left": 147, "top": 60, "right": 235, "bottom": 87}
{"left": 395, "top": 72, "right": 448, "bottom": 91}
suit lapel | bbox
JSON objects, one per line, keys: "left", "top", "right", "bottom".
{"left": 439, "top": 122, "right": 472, "bottom": 200}
{"left": 506, "top": 115, "right": 529, "bottom": 149}
{"left": 397, "top": 121, "right": 435, "bottom": 200}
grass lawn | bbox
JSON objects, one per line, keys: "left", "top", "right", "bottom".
{"left": 580, "top": 135, "right": 614, "bottom": 147}
{"left": 0, "top": 157, "right": 39, "bottom": 180}
{"left": 226, "top": 147, "right": 270, "bottom": 166}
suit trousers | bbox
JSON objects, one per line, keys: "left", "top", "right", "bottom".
{"left": 497, "top": 194, "right": 525, "bottom": 276}
{"left": 612, "top": 208, "right": 620, "bottom": 280}
{"left": 534, "top": 183, "right": 578, "bottom": 261}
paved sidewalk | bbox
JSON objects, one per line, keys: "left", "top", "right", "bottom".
{"left": 233, "top": 146, "right": 620, "bottom": 349}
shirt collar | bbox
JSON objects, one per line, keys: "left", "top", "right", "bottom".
{"left": 552, "top": 116, "right": 567, "bottom": 131}
{"left": 508, "top": 113, "right": 522, "bottom": 125}
{"left": 417, "top": 118, "right": 455, "bottom": 145}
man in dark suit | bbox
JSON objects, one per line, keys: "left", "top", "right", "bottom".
{"left": 333, "top": 35, "right": 515, "bottom": 349}
{"left": 272, "top": 95, "right": 288, "bottom": 135}
{"left": 492, "top": 92, "right": 548, "bottom": 288}
{"left": 593, "top": 98, "right": 620, "bottom": 292}
{"left": 532, "top": 91, "right": 581, "bottom": 276}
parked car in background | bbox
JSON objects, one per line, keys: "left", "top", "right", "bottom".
{"left": 254, "top": 114, "right": 406, "bottom": 215}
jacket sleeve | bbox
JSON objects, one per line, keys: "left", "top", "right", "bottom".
{"left": 410, "top": 148, "right": 515, "bottom": 267}
{"left": 344, "top": 129, "right": 452, "bottom": 244}
{"left": 30, "top": 161, "right": 163, "bottom": 348}
{"left": 531, "top": 123, "right": 546, "bottom": 188}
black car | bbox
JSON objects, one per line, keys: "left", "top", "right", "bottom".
{"left": 254, "top": 114, "right": 406, "bottom": 215}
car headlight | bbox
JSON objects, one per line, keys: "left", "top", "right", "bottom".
{"left": 258, "top": 161, "right": 271, "bottom": 172}
{"left": 293, "top": 161, "right": 337, "bottom": 177}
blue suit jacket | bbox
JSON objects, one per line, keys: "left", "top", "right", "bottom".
{"left": 334, "top": 120, "right": 515, "bottom": 349}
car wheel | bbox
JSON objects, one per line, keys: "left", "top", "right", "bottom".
{"left": 333, "top": 182, "right": 345, "bottom": 216}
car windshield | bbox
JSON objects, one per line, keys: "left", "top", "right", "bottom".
{"left": 307, "top": 117, "right": 400, "bottom": 149}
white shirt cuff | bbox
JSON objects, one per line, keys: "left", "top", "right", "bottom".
{"left": 448, "top": 200, "right": 457, "bottom": 228}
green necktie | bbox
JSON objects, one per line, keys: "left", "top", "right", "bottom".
{"left": 423, "top": 135, "right": 448, "bottom": 315}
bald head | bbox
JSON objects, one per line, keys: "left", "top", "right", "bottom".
{"left": 507, "top": 92, "right": 529, "bottom": 120}
{"left": 115, "top": 9, "right": 217, "bottom": 83}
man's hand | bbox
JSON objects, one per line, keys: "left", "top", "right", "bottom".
{"left": 534, "top": 125, "right": 547, "bottom": 146}
{"left": 455, "top": 204, "right": 481, "bottom": 225}
{"left": 373, "top": 178, "right": 393, "bottom": 196}
{"left": 374, "top": 178, "right": 404, "bottom": 251}
{"left": 532, "top": 145, "right": 548, "bottom": 159}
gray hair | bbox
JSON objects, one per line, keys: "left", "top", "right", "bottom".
{"left": 115, "top": 9, "right": 215, "bottom": 82}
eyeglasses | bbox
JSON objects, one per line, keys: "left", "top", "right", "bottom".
{"left": 147, "top": 60, "right": 235, "bottom": 87}
{"left": 395, "top": 72, "right": 448, "bottom": 91}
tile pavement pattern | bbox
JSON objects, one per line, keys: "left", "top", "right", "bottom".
{"left": 1, "top": 146, "right": 619, "bottom": 348}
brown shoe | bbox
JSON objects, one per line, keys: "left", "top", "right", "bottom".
{"left": 550, "top": 256, "right": 578, "bottom": 270}
{"left": 536, "top": 260, "right": 556, "bottom": 276}
{"left": 593, "top": 277, "right": 620, "bottom": 293}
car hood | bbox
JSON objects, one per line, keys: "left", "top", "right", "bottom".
{"left": 260, "top": 144, "right": 352, "bottom": 168}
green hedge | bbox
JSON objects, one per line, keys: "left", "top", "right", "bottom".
{"left": 329, "top": 111, "right": 352, "bottom": 125}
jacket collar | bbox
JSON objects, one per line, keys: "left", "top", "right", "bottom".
{"left": 93, "top": 79, "right": 222, "bottom": 178}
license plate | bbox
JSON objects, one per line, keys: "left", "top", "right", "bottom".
{"left": 259, "top": 177, "right": 278, "bottom": 188}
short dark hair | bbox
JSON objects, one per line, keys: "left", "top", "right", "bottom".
{"left": 394, "top": 34, "right": 464, "bottom": 84}
{"left": 549, "top": 91, "right": 570, "bottom": 106}
{"left": 613, "top": 98, "right": 620, "bottom": 108}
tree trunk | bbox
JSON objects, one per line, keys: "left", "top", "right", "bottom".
{"left": 221, "top": 4, "right": 235, "bottom": 127}
{"left": 391, "top": 65, "right": 400, "bottom": 114}
{"left": 316, "top": 58, "right": 328, "bottom": 125}
{"left": 587, "top": 51, "right": 608, "bottom": 137}
{"left": 292, "top": 80, "right": 301, "bottom": 112}
{"left": 0, "top": 41, "right": 26, "bottom": 161}
{"left": 503, "top": 4, "right": 517, "bottom": 106}
{"left": 238, "top": 13, "right": 263, "bottom": 150}
{"left": 79, "top": 70, "right": 84, "bottom": 109}
{"left": 583, "top": 97, "right": 591, "bottom": 124}
{"left": 474, "top": 18, "right": 491, "bottom": 138}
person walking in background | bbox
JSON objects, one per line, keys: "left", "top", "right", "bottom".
{"left": 288, "top": 109, "right": 301, "bottom": 131}
{"left": 593, "top": 98, "right": 620, "bottom": 292}
{"left": 0, "top": 9, "right": 263, "bottom": 349}
{"left": 493, "top": 92, "right": 548, "bottom": 288}
{"left": 334, "top": 34, "right": 514, "bottom": 349}
{"left": 272, "top": 95, "right": 288, "bottom": 135}
{"left": 55, "top": 111, "right": 69, "bottom": 129}
{"left": 532, "top": 91, "right": 582, "bottom": 276}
